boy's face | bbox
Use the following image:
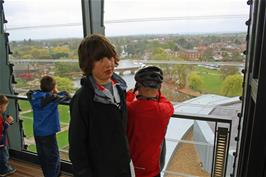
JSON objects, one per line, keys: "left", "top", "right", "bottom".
{"left": 0, "top": 103, "right": 8, "bottom": 113}
{"left": 92, "top": 57, "right": 115, "bottom": 84}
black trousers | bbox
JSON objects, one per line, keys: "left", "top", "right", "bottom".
{"left": 35, "top": 134, "right": 60, "bottom": 177}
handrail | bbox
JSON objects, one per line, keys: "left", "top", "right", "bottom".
{"left": 172, "top": 112, "right": 232, "bottom": 123}
{"left": 3, "top": 93, "right": 232, "bottom": 123}
{"left": 3, "top": 93, "right": 70, "bottom": 105}
{"left": 2, "top": 94, "right": 233, "bottom": 136}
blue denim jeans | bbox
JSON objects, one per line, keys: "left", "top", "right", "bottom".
{"left": 35, "top": 134, "right": 60, "bottom": 177}
{"left": 0, "top": 146, "right": 10, "bottom": 173}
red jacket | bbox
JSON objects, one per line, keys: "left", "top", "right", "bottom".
{"left": 126, "top": 91, "right": 174, "bottom": 177}
{"left": 0, "top": 113, "right": 9, "bottom": 147}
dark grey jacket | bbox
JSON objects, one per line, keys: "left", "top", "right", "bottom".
{"left": 68, "top": 74, "right": 131, "bottom": 177}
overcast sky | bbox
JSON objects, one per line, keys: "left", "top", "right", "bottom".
{"left": 4, "top": 0, "right": 249, "bottom": 41}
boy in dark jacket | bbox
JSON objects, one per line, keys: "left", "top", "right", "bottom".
{"left": 126, "top": 66, "right": 174, "bottom": 177}
{"left": 0, "top": 95, "right": 16, "bottom": 177}
{"left": 27, "top": 76, "right": 70, "bottom": 177}
{"left": 69, "top": 34, "right": 134, "bottom": 177}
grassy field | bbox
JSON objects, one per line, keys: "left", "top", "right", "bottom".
{"left": 21, "top": 117, "right": 34, "bottom": 138}
{"left": 58, "top": 105, "right": 70, "bottom": 123}
{"left": 57, "top": 130, "right": 69, "bottom": 149}
{"left": 194, "top": 67, "right": 223, "bottom": 94}
{"left": 18, "top": 100, "right": 31, "bottom": 112}
{"left": 27, "top": 144, "right": 36, "bottom": 152}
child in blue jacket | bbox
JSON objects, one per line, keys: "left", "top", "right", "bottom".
{"left": 27, "top": 76, "right": 70, "bottom": 177}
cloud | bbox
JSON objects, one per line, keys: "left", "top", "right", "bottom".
{"left": 5, "top": 0, "right": 82, "bottom": 27}
{"left": 3, "top": 0, "right": 249, "bottom": 40}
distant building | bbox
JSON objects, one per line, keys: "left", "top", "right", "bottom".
{"left": 179, "top": 49, "right": 202, "bottom": 60}
{"left": 13, "top": 64, "right": 38, "bottom": 75}
{"left": 213, "top": 54, "right": 223, "bottom": 61}
{"left": 196, "top": 45, "right": 208, "bottom": 52}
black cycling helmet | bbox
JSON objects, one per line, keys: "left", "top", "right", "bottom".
{"left": 134, "top": 66, "right": 163, "bottom": 89}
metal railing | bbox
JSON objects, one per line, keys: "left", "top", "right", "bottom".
{"left": 162, "top": 112, "right": 232, "bottom": 177}
{"left": 3, "top": 94, "right": 233, "bottom": 177}
{"left": 5, "top": 94, "right": 70, "bottom": 105}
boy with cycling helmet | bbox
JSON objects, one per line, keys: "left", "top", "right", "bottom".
{"left": 126, "top": 66, "right": 174, "bottom": 177}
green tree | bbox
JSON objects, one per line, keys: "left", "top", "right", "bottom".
{"left": 151, "top": 48, "right": 170, "bottom": 60}
{"left": 232, "top": 51, "right": 244, "bottom": 61}
{"left": 54, "top": 62, "right": 80, "bottom": 76}
{"left": 30, "top": 48, "right": 50, "bottom": 59}
{"left": 174, "top": 64, "right": 194, "bottom": 88}
{"left": 221, "top": 51, "right": 230, "bottom": 61}
{"left": 54, "top": 76, "right": 75, "bottom": 93}
{"left": 188, "top": 72, "right": 203, "bottom": 92}
{"left": 221, "top": 74, "right": 243, "bottom": 96}
{"left": 50, "top": 47, "right": 70, "bottom": 59}
{"left": 220, "top": 66, "right": 239, "bottom": 79}
{"left": 176, "top": 38, "right": 193, "bottom": 49}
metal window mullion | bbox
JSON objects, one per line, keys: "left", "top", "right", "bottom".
{"left": 81, "top": 0, "right": 105, "bottom": 37}
{"left": 81, "top": 0, "right": 92, "bottom": 36}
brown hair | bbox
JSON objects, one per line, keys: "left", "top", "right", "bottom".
{"left": 40, "top": 75, "right": 56, "bottom": 92}
{"left": 0, "top": 95, "right": 8, "bottom": 106}
{"left": 78, "top": 34, "right": 119, "bottom": 75}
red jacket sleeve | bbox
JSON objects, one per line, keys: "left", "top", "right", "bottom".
{"left": 158, "top": 95, "right": 174, "bottom": 118}
{"left": 0, "top": 114, "right": 4, "bottom": 137}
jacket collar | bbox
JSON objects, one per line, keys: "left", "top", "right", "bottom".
{"left": 81, "top": 73, "right": 127, "bottom": 107}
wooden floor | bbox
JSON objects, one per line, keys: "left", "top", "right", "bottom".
{"left": 9, "top": 159, "right": 72, "bottom": 177}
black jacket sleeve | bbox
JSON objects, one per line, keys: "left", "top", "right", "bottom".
{"left": 68, "top": 90, "right": 93, "bottom": 177}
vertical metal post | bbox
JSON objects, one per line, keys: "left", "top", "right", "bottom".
{"left": 223, "top": 123, "right": 232, "bottom": 176}
{"left": 211, "top": 122, "right": 218, "bottom": 176}
{"left": 0, "top": 0, "right": 23, "bottom": 151}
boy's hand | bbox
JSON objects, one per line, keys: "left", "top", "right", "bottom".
{"left": 53, "top": 87, "right": 59, "bottom": 94}
{"left": 6, "top": 115, "right": 14, "bottom": 125}
{"left": 58, "top": 91, "right": 71, "bottom": 99}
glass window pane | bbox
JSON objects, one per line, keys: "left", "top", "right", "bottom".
{"left": 5, "top": 0, "right": 83, "bottom": 161}
{"left": 104, "top": 0, "right": 248, "bottom": 176}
